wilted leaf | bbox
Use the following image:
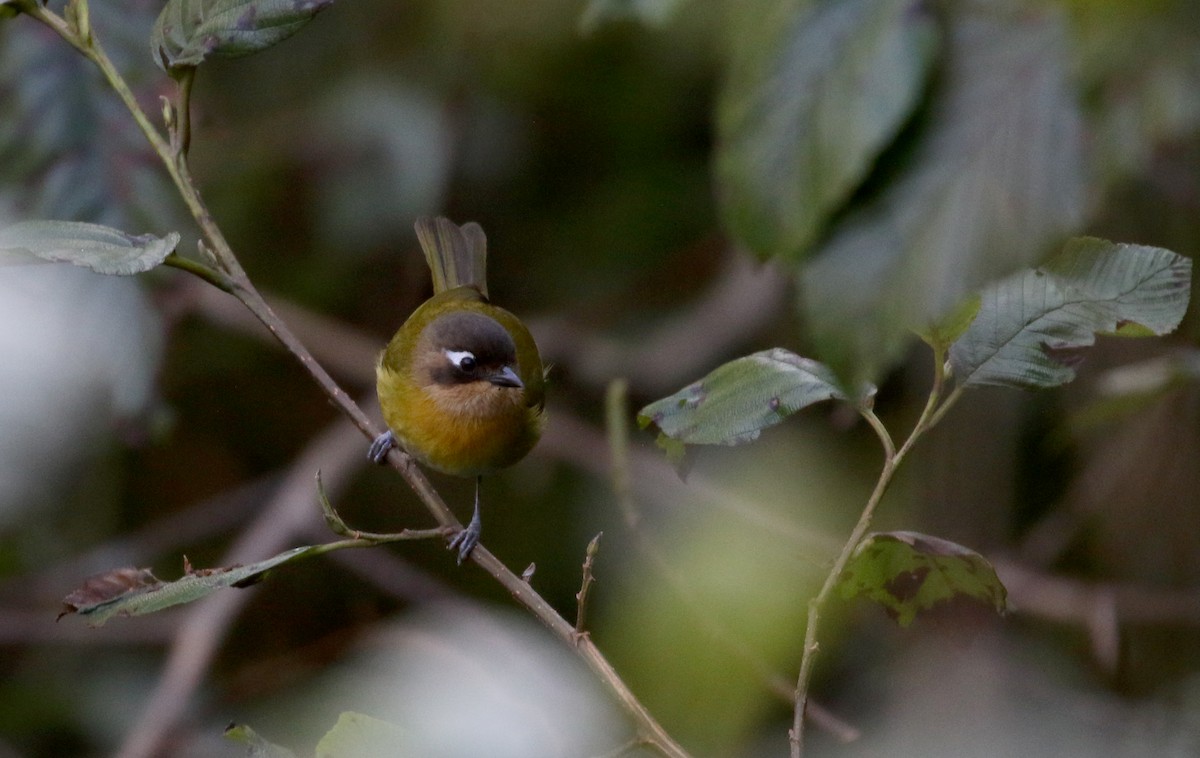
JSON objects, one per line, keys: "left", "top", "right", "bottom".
{"left": 0, "top": 220, "right": 179, "bottom": 275}
{"left": 225, "top": 724, "right": 299, "bottom": 758}
{"left": 717, "top": 0, "right": 938, "bottom": 262}
{"left": 315, "top": 712, "right": 409, "bottom": 758}
{"left": 152, "top": 0, "right": 334, "bottom": 70}
{"left": 637, "top": 348, "right": 847, "bottom": 447}
{"left": 949, "top": 238, "right": 1192, "bottom": 389}
{"left": 838, "top": 531, "right": 1007, "bottom": 627}
{"left": 59, "top": 567, "right": 162, "bottom": 621}
{"left": 60, "top": 546, "right": 320, "bottom": 625}
{"left": 801, "top": 5, "right": 1086, "bottom": 387}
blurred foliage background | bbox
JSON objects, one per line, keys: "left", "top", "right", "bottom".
{"left": 2, "top": 0, "right": 1200, "bottom": 756}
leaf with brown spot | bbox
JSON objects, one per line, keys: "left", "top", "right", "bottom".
{"left": 60, "top": 546, "right": 321, "bottom": 626}
{"left": 837, "top": 531, "right": 1007, "bottom": 627}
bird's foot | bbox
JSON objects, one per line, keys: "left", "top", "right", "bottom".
{"left": 368, "top": 430, "right": 396, "bottom": 464}
{"left": 448, "top": 507, "right": 482, "bottom": 565}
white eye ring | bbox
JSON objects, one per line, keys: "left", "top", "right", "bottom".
{"left": 445, "top": 350, "right": 477, "bottom": 371}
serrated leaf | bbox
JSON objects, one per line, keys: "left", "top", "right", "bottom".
{"left": 838, "top": 531, "right": 1007, "bottom": 627}
{"left": 60, "top": 546, "right": 319, "bottom": 625}
{"left": 152, "top": 0, "right": 334, "bottom": 70}
{"left": 0, "top": 220, "right": 179, "bottom": 275}
{"left": 949, "top": 238, "right": 1192, "bottom": 389}
{"left": 716, "top": 0, "right": 937, "bottom": 262}
{"left": 224, "top": 724, "right": 299, "bottom": 758}
{"left": 800, "top": 5, "right": 1087, "bottom": 387}
{"left": 637, "top": 348, "right": 847, "bottom": 447}
{"left": 1041, "top": 237, "right": 1192, "bottom": 337}
{"left": 315, "top": 712, "right": 409, "bottom": 758}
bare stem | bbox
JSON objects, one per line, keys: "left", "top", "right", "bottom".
{"left": 790, "top": 349, "right": 965, "bottom": 756}
{"left": 789, "top": 406, "right": 896, "bottom": 757}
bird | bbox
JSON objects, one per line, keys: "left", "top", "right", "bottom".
{"left": 369, "top": 217, "right": 545, "bottom": 564}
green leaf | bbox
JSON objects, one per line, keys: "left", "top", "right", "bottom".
{"left": 0, "top": 220, "right": 179, "bottom": 275}
{"left": 224, "top": 724, "right": 299, "bottom": 758}
{"left": 315, "top": 712, "right": 410, "bottom": 758}
{"left": 59, "top": 547, "right": 320, "bottom": 626}
{"left": 716, "top": 0, "right": 938, "bottom": 262}
{"left": 151, "top": 0, "right": 334, "bottom": 70}
{"left": 838, "top": 531, "right": 1007, "bottom": 627}
{"left": 914, "top": 294, "right": 981, "bottom": 353}
{"left": 949, "top": 238, "right": 1192, "bottom": 389}
{"left": 637, "top": 348, "right": 847, "bottom": 446}
{"left": 800, "top": 5, "right": 1087, "bottom": 387}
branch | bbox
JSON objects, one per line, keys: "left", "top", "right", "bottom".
{"left": 15, "top": 14, "right": 692, "bottom": 757}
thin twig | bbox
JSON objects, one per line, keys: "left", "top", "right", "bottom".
{"left": 575, "top": 532, "right": 603, "bottom": 637}
{"left": 789, "top": 350, "right": 968, "bottom": 756}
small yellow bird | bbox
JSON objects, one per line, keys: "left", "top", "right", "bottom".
{"left": 369, "top": 217, "right": 545, "bottom": 563}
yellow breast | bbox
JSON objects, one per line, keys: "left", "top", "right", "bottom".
{"left": 377, "top": 362, "right": 543, "bottom": 478}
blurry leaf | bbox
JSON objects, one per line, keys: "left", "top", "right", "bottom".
{"left": 310, "top": 83, "right": 451, "bottom": 251}
{"left": 0, "top": 220, "right": 179, "bottom": 275}
{"left": 0, "top": 23, "right": 171, "bottom": 226}
{"left": 224, "top": 724, "right": 299, "bottom": 758}
{"left": 152, "top": 0, "right": 334, "bottom": 70}
{"left": 838, "top": 531, "right": 1007, "bottom": 627}
{"left": 1071, "top": 350, "right": 1200, "bottom": 432}
{"left": 914, "top": 294, "right": 980, "bottom": 354}
{"left": 801, "top": 5, "right": 1086, "bottom": 387}
{"left": 1069, "top": 2, "right": 1200, "bottom": 184}
{"left": 716, "top": 0, "right": 937, "bottom": 262}
{"left": 579, "top": 0, "right": 684, "bottom": 31}
{"left": 315, "top": 712, "right": 410, "bottom": 758}
{"left": 637, "top": 348, "right": 847, "bottom": 447}
{"left": 949, "top": 238, "right": 1192, "bottom": 389}
{"left": 60, "top": 546, "right": 320, "bottom": 625}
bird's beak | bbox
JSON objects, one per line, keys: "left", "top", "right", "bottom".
{"left": 489, "top": 365, "right": 524, "bottom": 389}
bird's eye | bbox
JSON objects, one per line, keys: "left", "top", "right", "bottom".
{"left": 445, "top": 350, "right": 477, "bottom": 373}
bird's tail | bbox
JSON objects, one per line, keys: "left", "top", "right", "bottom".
{"left": 414, "top": 216, "right": 489, "bottom": 297}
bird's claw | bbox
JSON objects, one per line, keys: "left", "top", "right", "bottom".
{"left": 448, "top": 521, "right": 481, "bottom": 565}
{"left": 449, "top": 498, "right": 483, "bottom": 565}
{"left": 368, "top": 430, "right": 396, "bottom": 464}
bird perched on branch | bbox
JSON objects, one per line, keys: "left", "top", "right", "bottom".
{"left": 369, "top": 217, "right": 545, "bottom": 563}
